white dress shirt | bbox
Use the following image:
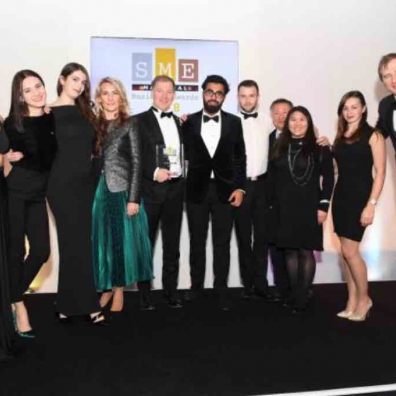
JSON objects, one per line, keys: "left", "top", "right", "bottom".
{"left": 393, "top": 95, "right": 396, "bottom": 132}
{"left": 201, "top": 111, "right": 221, "bottom": 178}
{"left": 238, "top": 111, "right": 273, "bottom": 178}
{"left": 153, "top": 108, "right": 181, "bottom": 178}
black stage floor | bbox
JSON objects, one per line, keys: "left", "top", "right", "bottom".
{"left": 1, "top": 282, "right": 396, "bottom": 396}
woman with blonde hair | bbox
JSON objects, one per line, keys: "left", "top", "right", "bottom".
{"left": 92, "top": 77, "right": 152, "bottom": 312}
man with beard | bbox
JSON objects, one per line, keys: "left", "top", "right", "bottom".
{"left": 376, "top": 53, "right": 396, "bottom": 152}
{"left": 183, "top": 75, "right": 246, "bottom": 310}
{"left": 234, "top": 80, "right": 279, "bottom": 301}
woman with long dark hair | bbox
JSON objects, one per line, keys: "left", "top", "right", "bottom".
{"left": 47, "top": 63, "right": 105, "bottom": 324}
{"left": 268, "top": 106, "right": 334, "bottom": 313}
{"left": 92, "top": 77, "right": 153, "bottom": 312}
{"left": 3, "top": 70, "right": 57, "bottom": 337}
{"left": 332, "top": 91, "right": 385, "bottom": 321}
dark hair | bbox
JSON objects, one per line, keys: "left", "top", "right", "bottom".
{"left": 272, "top": 106, "right": 316, "bottom": 159}
{"left": 201, "top": 75, "right": 230, "bottom": 95}
{"left": 238, "top": 80, "right": 259, "bottom": 93}
{"left": 270, "top": 98, "right": 293, "bottom": 110}
{"left": 57, "top": 62, "right": 97, "bottom": 130}
{"left": 377, "top": 53, "right": 396, "bottom": 81}
{"left": 8, "top": 69, "right": 45, "bottom": 132}
{"left": 334, "top": 90, "right": 367, "bottom": 146}
{"left": 151, "top": 75, "right": 175, "bottom": 90}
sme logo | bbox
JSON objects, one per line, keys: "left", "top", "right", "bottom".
{"left": 132, "top": 48, "right": 199, "bottom": 92}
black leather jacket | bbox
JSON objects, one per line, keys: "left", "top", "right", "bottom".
{"left": 102, "top": 116, "right": 142, "bottom": 203}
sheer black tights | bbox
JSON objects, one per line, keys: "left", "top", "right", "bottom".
{"left": 284, "top": 249, "right": 316, "bottom": 308}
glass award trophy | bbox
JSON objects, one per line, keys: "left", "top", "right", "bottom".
{"left": 156, "top": 144, "right": 187, "bottom": 178}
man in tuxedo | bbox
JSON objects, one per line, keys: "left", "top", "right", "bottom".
{"left": 234, "top": 80, "right": 276, "bottom": 301}
{"left": 376, "top": 53, "right": 396, "bottom": 150}
{"left": 183, "top": 75, "right": 246, "bottom": 310}
{"left": 133, "top": 75, "right": 184, "bottom": 310}
{"left": 268, "top": 98, "right": 294, "bottom": 301}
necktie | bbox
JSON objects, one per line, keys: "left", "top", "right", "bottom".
{"left": 241, "top": 112, "right": 258, "bottom": 119}
{"left": 161, "top": 111, "right": 173, "bottom": 118}
{"left": 203, "top": 115, "right": 219, "bottom": 123}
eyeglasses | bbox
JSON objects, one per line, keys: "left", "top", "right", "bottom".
{"left": 204, "top": 89, "right": 225, "bottom": 99}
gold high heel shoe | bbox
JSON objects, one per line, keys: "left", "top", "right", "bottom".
{"left": 348, "top": 299, "right": 373, "bottom": 322}
{"left": 336, "top": 310, "right": 353, "bottom": 319}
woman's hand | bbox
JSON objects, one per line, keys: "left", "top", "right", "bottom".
{"left": 317, "top": 210, "right": 327, "bottom": 224}
{"left": 360, "top": 204, "right": 375, "bottom": 227}
{"left": 6, "top": 149, "right": 24, "bottom": 162}
{"left": 127, "top": 202, "right": 139, "bottom": 216}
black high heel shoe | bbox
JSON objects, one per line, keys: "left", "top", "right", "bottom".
{"left": 55, "top": 312, "right": 72, "bottom": 324}
{"left": 12, "top": 311, "right": 36, "bottom": 338}
{"left": 87, "top": 311, "right": 109, "bottom": 326}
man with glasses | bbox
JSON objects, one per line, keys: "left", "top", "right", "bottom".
{"left": 183, "top": 75, "right": 246, "bottom": 310}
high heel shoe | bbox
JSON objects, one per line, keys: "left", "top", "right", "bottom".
{"left": 55, "top": 312, "right": 72, "bottom": 324}
{"left": 87, "top": 311, "right": 109, "bottom": 326}
{"left": 336, "top": 310, "right": 353, "bottom": 319}
{"left": 12, "top": 311, "right": 36, "bottom": 338}
{"left": 348, "top": 300, "right": 373, "bottom": 322}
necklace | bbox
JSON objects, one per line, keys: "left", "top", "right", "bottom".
{"left": 287, "top": 143, "right": 314, "bottom": 186}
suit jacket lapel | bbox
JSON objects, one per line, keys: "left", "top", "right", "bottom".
{"left": 146, "top": 109, "right": 165, "bottom": 146}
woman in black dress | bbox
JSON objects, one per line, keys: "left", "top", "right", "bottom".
{"left": 0, "top": 125, "right": 15, "bottom": 358}
{"left": 3, "top": 70, "right": 57, "bottom": 337}
{"left": 332, "top": 91, "right": 385, "bottom": 322}
{"left": 268, "top": 106, "right": 334, "bottom": 313}
{"left": 47, "top": 63, "right": 105, "bottom": 324}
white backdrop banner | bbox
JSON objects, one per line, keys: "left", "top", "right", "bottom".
{"left": 90, "top": 37, "right": 239, "bottom": 115}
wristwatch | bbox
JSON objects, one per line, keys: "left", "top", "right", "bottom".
{"left": 369, "top": 198, "right": 377, "bottom": 206}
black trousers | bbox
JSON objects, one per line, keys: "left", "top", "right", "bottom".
{"left": 141, "top": 181, "right": 184, "bottom": 295}
{"left": 187, "top": 182, "right": 234, "bottom": 290}
{"left": 7, "top": 192, "right": 50, "bottom": 303}
{"left": 234, "top": 178, "right": 269, "bottom": 292}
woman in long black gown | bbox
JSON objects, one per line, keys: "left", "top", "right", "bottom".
{"left": 332, "top": 91, "right": 385, "bottom": 322}
{"left": 0, "top": 125, "right": 15, "bottom": 359}
{"left": 47, "top": 63, "right": 105, "bottom": 324}
{"left": 268, "top": 106, "right": 334, "bottom": 313}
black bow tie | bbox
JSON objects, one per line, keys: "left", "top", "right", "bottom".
{"left": 203, "top": 115, "right": 219, "bottom": 123}
{"left": 241, "top": 112, "right": 258, "bottom": 119}
{"left": 161, "top": 111, "right": 173, "bottom": 118}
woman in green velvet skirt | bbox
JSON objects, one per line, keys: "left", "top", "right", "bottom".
{"left": 92, "top": 77, "right": 153, "bottom": 312}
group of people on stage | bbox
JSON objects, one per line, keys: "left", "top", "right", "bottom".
{"left": 0, "top": 52, "right": 396, "bottom": 358}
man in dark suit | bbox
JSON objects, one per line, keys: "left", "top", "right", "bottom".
{"left": 183, "top": 75, "right": 246, "bottom": 310}
{"left": 268, "top": 98, "right": 293, "bottom": 301}
{"left": 134, "top": 75, "right": 184, "bottom": 309}
{"left": 376, "top": 53, "right": 396, "bottom": 150}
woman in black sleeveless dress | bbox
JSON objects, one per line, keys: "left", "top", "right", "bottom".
{"left": 268, "top": 106, "right": 334, "bottom": 313}
{"left": 47, "top": 63, "right": 105, "bottom": 324}
{"left": 332, "top": 91, "right": 386, "bottom": 322}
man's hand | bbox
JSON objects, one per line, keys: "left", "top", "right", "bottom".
{"left": 155, "top": 168, "right": 172, "bottom": 183}
{"left": 127, "top": 202, "right": 139, "bottom": 216}
{"left": 228, "top": 190, "right": 244, "bottom": 207}
{"left": 6, "top": 149, "right": 24, "bottom": 162}
{"left": 316, "top": 136, "right": 330, "bottom": 146}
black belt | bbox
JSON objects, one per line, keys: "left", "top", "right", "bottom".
{"left": 247, "top": 173, "right": 266, "bottom": 181}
